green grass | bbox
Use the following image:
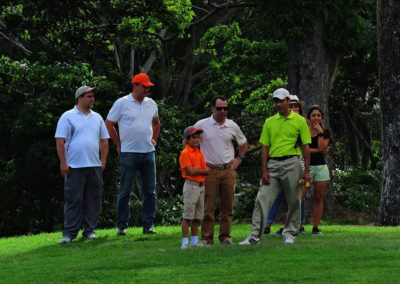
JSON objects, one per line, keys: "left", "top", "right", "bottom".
{"left": 1, "top": 225, "right": 399, "bottom": 283}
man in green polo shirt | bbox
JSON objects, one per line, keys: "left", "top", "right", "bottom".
{"left": 240, "top": 88, "right": 311, "bottom": 245}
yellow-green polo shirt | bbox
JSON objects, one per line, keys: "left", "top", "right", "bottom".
{"left": 259, "top": 110, "right": 311, "bottom": 157}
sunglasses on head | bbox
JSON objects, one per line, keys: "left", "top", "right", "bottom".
{"left": 215, "top": 107, "right": 228, "bottom": 111}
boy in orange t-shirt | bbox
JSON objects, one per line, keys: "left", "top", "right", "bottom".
{"left": 179, "top": 126, "right": 210, "bottom": 249}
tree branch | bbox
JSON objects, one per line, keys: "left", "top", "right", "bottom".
{"left": 0, "top": 32, "right": 32, "bottom": 55}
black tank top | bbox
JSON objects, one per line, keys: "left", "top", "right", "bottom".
{"left": 310, "top": 135, "right": 326, "bottom": 166}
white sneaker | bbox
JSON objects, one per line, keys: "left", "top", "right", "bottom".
{"left": 181, "top": 243, "right": 190, "bottom": 249}
{"left": 284, "top": 237, "right": 294, "bottom": 244}
{"left": 117, "top": 228, "right": 127, "bottom": 236}
{"left": 239, "top": 235, "right": 260, "bottom": 245}
{"left": 59, "top": 236, "right": 72, "bottom": 244}
{"left": 85, "top": 233, "right": 96, "bottom": 240}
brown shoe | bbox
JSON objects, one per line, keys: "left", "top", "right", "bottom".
{"left": 222, "top": 238, "right": 234, "bottom": 245}
{"left": 198, "top": 240, "right": 213, "bottom": 246}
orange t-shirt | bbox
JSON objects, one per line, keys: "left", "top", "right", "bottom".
{"left": 179, "top": 145, "right": 207, "bottom": 182}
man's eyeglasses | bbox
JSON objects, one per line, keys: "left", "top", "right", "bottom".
{"left": 215, "top": 107, "right": 228, "bottom": 111}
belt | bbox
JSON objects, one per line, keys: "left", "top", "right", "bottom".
{"left": 206, "top": 163, "right": 231, "bottom": 170}
{"left": 269, "top": 155, "right": 297, "bottom": 161}
{"left": 185, "top": 179, "right": 204, "bottom": 187}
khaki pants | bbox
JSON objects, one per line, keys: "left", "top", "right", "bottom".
{"left": 251, "top": 157, "right": 302, "bottom": 241}
{"left": 201, "top": 169, "right": 237, "bottom": 243}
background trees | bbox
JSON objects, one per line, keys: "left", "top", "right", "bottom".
{"left": 0, "top": 0, "right": 388, "bottom": 236}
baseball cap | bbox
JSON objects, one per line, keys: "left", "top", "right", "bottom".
{"left": 132, "top": 73, "right": 154, "bottom": 87}
{"left": 183, "top": 126, "right": 203, "bottom": 138}
{"left": 273, "top": 88, "right": 291, "bottom": 100}
{"left": 290, "top": 95, "right": 305, "bottom": 106}
{"left": 75, "top": 86, "right": 97, "bottom": 99}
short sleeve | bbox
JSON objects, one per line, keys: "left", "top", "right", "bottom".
{"left": 179, "top": 151, "right": 192, "bottom": 169}
{"left": 232, "top": 122, "right": 247, "bottom": 146}
{"left": 99, "top": 117, "right": 110, "bottom": 139}
{"left": 55, "top": 114, "right": 69, "bottom": 139}
{"left": 259, "top": 119, "right": 270, "bottom": 146}
{"left": 107, "top": 99, "right": 122, "bottom": 122}
{"left": 299, "top": 117, "right": 311, "bottom": 145}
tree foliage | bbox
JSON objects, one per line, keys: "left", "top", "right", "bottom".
{"left": 0, "top": 0, "right": 383, "bottom": 235}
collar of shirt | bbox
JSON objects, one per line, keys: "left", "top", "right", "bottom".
{"left": 128, "top": 94, "right": 150, "bottom": 104}
{"left": 209, "top": 114, "right": 227, "bottom": 127}
{"left": 276, "top": 109, "right": 295, "bottom": 119}
{"left": 185, "top": 144, "right": 200, "bottom": 153}
{"left": 73, "top": 106, "right": 92, "bottom": 116}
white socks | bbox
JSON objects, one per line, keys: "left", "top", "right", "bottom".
{"left": 182, "top": 236, "right": 198, "bottom": 246}
{"left": 191, "top": 236, "right": 198, "bottom": 245}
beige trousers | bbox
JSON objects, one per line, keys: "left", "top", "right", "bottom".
{"left": 251, "top": 156, "right": 302, "bottom": 241}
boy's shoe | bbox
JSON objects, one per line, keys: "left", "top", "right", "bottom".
{"left": 117, "top": 228, "right": 127, "bottom": 236}
{"left": 264, "top": 226, "right": 271, "bottom": 235}
{"left": 143, "top": 227, "right": 156, "bottom": 235}
{"left": 312, "top": 227, "right": 323, "bottom": 235}
{"left": 181, "top": 243, "right": 190, "bottom": 249}
{"left": 239, "top": 235, "right": 260, "bottom": 245}
{"left": 85, "top": 233, "right": 96, "bottom": 240}
{"left": 59, "top": 236, "right": 72, "bottom": 244}
{"left": 222, "top": 238, "right": 234, "bottom": 245}
{"left": 197, "top": 240, "right": 213, "bottom": 246}
{"left": 299, "top": 226, "right": 306, "bottom": 234}
{"left": 284, "top": 237, "right": 294, "bottom": 244}
{"left": 274, "top": 228, "right": 284, "bottom": 236}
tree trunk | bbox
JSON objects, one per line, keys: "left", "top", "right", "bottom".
{"left": 286, "top": 12, "right": 345, "bottom": 219}
{"left": 377, "top": 0, "right": 400, "bottom": 226}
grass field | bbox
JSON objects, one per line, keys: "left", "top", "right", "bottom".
{"left": 1, "top": 225, "right": 399, "bottom": 283}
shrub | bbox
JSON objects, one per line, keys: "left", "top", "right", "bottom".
{"left": 234, "top": 186, "right": 259, "bottom": 221}
{"left": 127, "top": 196, "right": 184, "bottom": 227}
{"left": 333, "top": 169, "right": 381, "bottom": 212}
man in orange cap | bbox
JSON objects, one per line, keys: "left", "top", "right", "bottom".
{"left": 106, "top": 73, "right": 161, "bottom": 236}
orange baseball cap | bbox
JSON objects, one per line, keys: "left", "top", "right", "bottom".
{"left": 132, "top": 73, "right": 154, "bottom": 87}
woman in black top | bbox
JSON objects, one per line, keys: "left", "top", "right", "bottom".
{"left": 302, "top": 105, "right": 330, "bottom": 235}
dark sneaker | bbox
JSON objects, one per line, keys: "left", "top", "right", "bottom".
{"left": 312, "top": 227, "right": 323, "bottom": 235}
{"left": 299, "top": 226, "right": 306, "bottom": 235}
{"left": 143, "top": 227, "right": 157, "bottom": 235}
{"left": 117, "top": 228, "right": 127, "bottom": 236}
{"left": 264, "top": 226, "right": 271, "bottom": 235}
{"left": 274, "top": 228, "right": 284, "bottom": 236}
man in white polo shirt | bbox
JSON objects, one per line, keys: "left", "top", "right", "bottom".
{"left": 194, "top": 95, "right": 247, "bottom": 245}
{"left": 55, "top": 86, "right": 109, "bottom": 244}
{"left": 106, "top": 73, "right": 161, "bottom": 236}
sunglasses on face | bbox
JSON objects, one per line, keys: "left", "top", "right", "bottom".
{"left": 215, "top": 107, "right": 228, "bottom": 111}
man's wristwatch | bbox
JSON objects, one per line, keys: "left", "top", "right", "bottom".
{"left": 237, "top": 154, "right": 245, "bottom": 160}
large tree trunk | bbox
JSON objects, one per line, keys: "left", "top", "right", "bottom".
{"left": 377, "top": 0, "right": 400, "bottom": 226}
{"left": 286, "top": 13, "right": 346, "bottom": 219}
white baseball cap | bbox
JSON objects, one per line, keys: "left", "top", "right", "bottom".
{"left": 290, "top": 95, "right": 305, "bottom": 106}
{"left": 273, "top": 88, "right": 291, "bottom": 100}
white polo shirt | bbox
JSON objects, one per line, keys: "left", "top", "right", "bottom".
{"left": 194, "top": 115, "right": 247, "bottom": 164}
{"left": 55, "top": 107, "right": 109, "bottom": 168}
{"left": 107, "top": 94, "right": 158, "bottom": 153}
